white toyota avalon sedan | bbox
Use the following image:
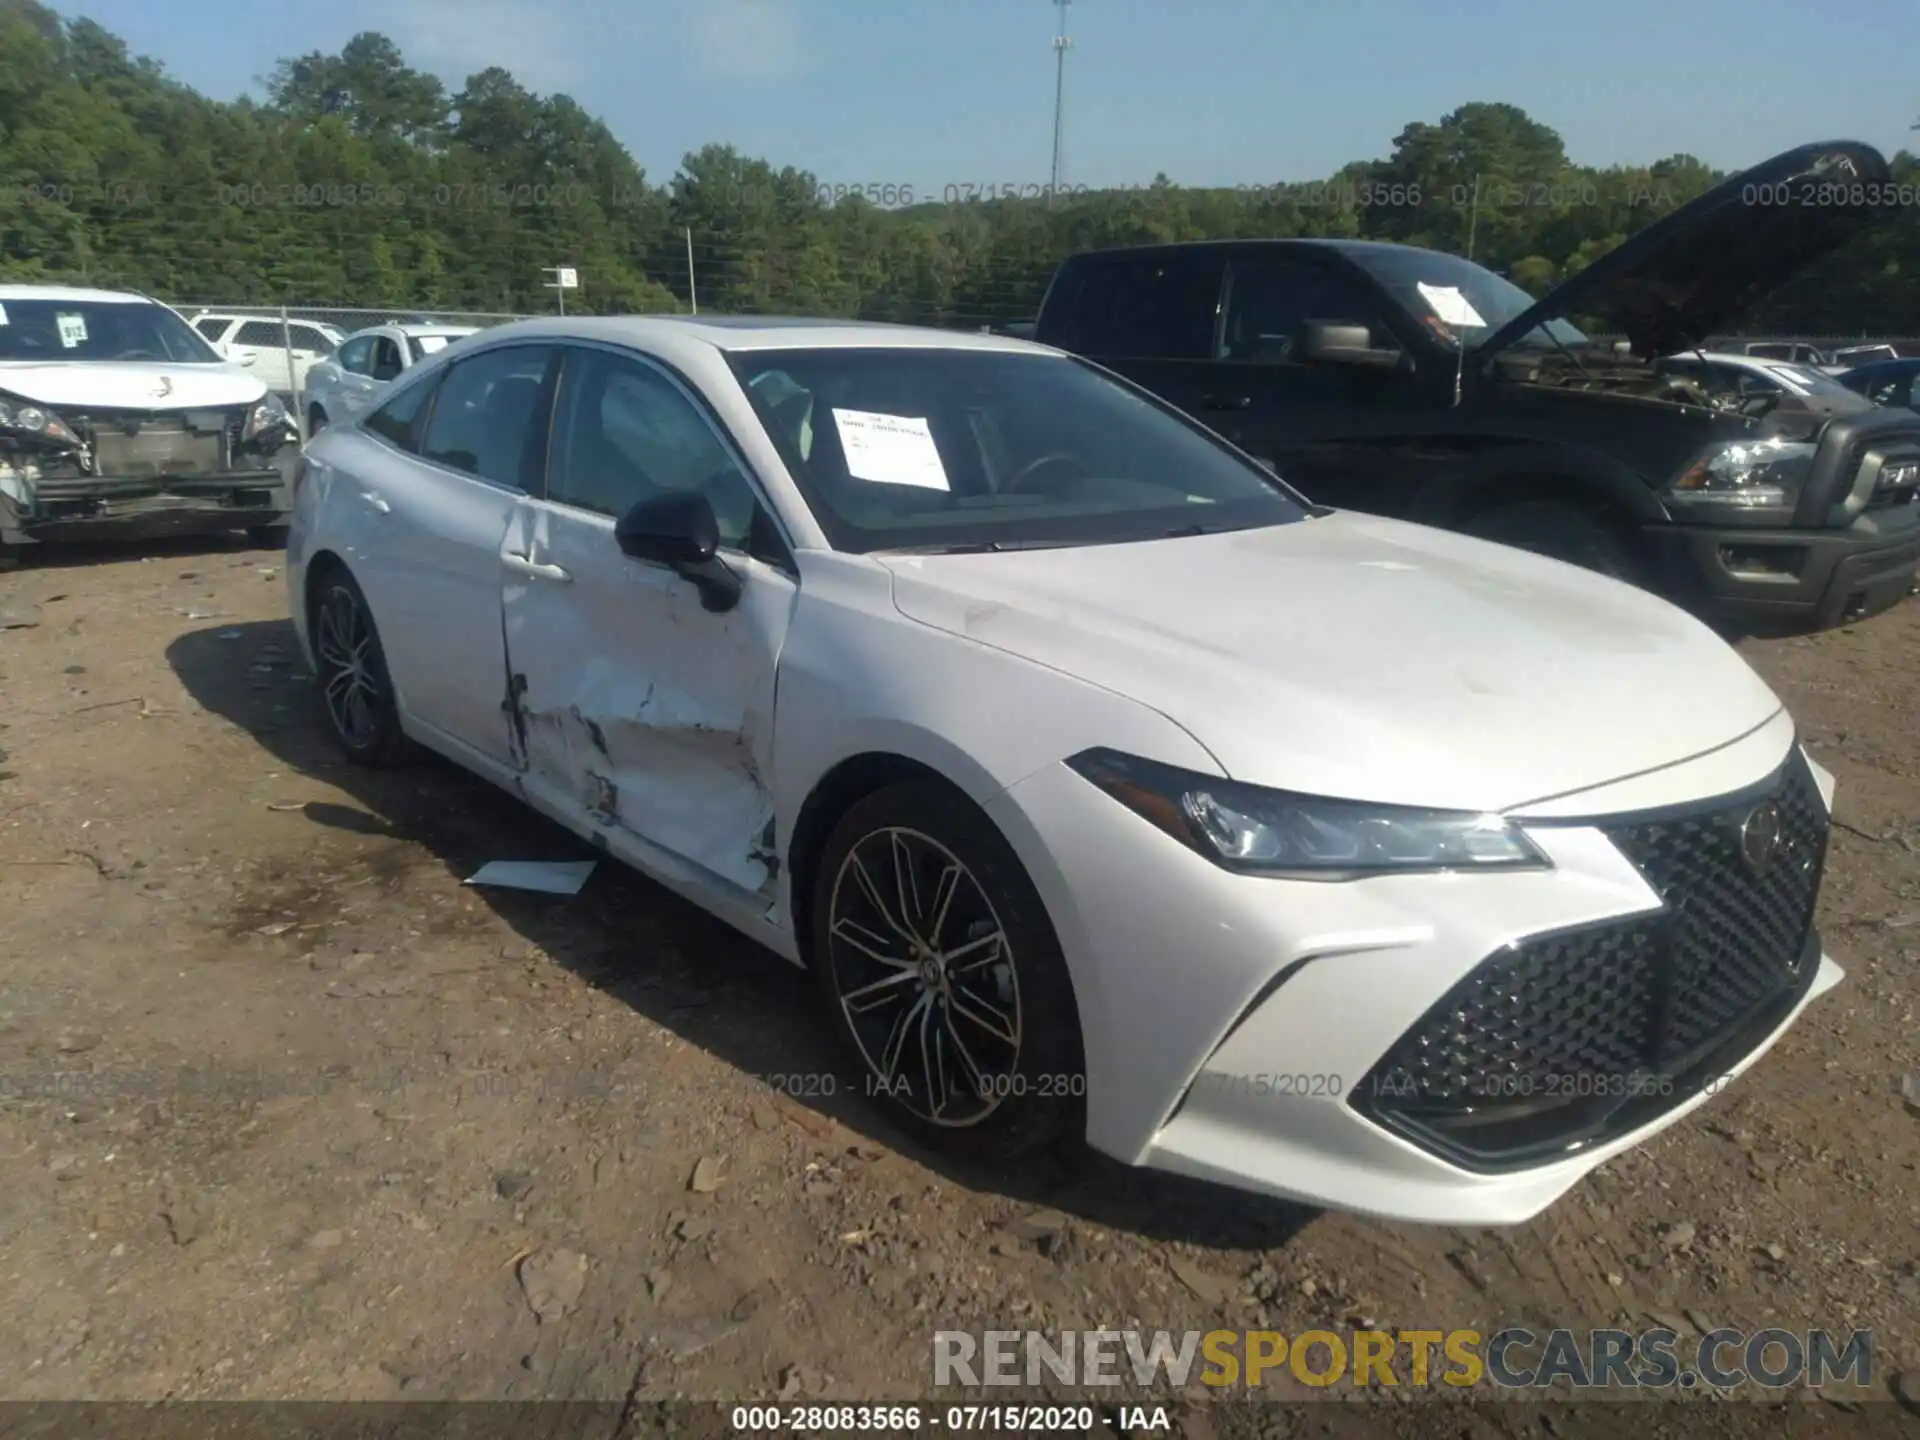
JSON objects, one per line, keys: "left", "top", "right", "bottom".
{"left": 285, "top": 316, "right": 1840, "bottom": 1226}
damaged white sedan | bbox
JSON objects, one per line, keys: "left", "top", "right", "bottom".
{"left": 287, "top": 316, "right": 1840, "bottom": 1225}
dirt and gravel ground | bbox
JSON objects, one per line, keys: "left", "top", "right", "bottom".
{"left": 0, "top": 535, "right": 1916, "bottom": 1421}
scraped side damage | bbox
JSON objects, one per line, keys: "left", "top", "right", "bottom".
{"left": 503, "top": 573, "right": 790, "bottom": 900}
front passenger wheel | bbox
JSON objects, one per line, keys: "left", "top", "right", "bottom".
{"left": 810, "top": 780, "right": 1084, "bottom": 1160}
{"left": 310, "top": 566, "right": 408, "bottom": 767}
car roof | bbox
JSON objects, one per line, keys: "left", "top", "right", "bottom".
{"left": 395, "top": 323, "right": 480, "bottom": 337}
{"left": 460, "top": 314, "right": 1055, "bottom": 357}
{"left": 0, "top": 284, "right": 158, "bottom": 303}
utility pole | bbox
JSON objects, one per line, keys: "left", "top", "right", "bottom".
{"left": 1048, "top": 0, "right": 1073, "bottom": 207}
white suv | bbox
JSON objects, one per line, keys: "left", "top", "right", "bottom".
{"left": 189, "top": 312, "right": 345, "bottom": 397}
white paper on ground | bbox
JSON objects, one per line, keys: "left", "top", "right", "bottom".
{"left": 464, "top": 859, "right": 597, "bottom": 895}
{"left": 1415, "top": 283, "right": 1486, "bottom": 329}
{"left": 830, "top": 408, "right": 950, "bottom": 490}
{"left": 56, "top": 313, "right": 88, "bottom": 347}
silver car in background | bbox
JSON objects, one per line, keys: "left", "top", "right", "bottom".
{"left": 301, "top": 322, "right": 478, "bottom": 433}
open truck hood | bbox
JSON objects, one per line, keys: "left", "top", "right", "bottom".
{"left": 1482, "top": 140, "right": 1891, "bottom": 361}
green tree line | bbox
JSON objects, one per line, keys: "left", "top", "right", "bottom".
{"left": 2, "top": 0, "right": 1915, "bottom": 333}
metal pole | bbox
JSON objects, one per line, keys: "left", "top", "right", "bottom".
{"left": 1048, "top": 0, "right": 1072, "bottom": 207}
{"left": 280, "top": 304, "right": 303, "bottom": 443}
{"left": 1465, "top": 174, "right": 1482, "bottom": 262}
{"left": 686, "top": 227, "right": 698, "bottom": 314}
{"left": 557, "top": 274, "right": 566, "bottom": 317}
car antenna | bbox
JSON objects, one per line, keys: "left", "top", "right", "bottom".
{"left": 1452, "top": 324, "right": 1468, "bottom": 408}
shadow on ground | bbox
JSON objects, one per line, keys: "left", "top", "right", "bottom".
{"left": 166, "top": 616, "right": 1317, "bottom": 1253}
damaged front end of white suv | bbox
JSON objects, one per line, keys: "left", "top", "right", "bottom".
{"left": 0, "top": 287, "right": 300, "bottom": 554}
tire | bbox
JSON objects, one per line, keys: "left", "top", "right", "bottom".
{"left": 1460, "top": 500, "right": 1643, "bottom": 583}
{"left": 809, "top": 780, "right": 1084, "bottom": 1160}
{"left": 308, "top": 565, "right": 409, "bottom": 767}
{"left": 307, "top": 405, "right": 328, "bottom": 436}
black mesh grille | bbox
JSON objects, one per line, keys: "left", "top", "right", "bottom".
{"left": 1356, "top": 751, "right": 1827, "bottom": 1169}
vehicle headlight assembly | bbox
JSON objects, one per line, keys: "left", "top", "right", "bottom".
{"left": 0, "top": 392, "right": 83, "bottom": 449}
{"left": 1667, "top": 436, "right": 1815, "bottom": 512}
{"left": 242, "top": 391, "right": 293, "bottom": 444}
{"left": 1067, "top": 749, "right": 1548, "bottom": 878}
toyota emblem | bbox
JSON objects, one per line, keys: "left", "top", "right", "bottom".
{"left": 1740, "top": 802, "right": 1784, "bottom": 874}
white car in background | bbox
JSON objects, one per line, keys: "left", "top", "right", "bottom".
{"left": 1656, "top": 351, "right": 1878, "bottom": 415}
{"left": 189, "top": 312, "right": 345, "bottom": 397}
{"left": 287, "top": 315, "right": 1840, "bottom": 1225}
{"left": 1, "top": 285, "right": 298, "bottom": 552}
{"left": 301, "top": 322, "right": 479, "bottom": 433}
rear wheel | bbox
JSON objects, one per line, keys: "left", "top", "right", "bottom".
{"left": 1461, "top": 500, "right": 1643, "bottom": 583}
{"left": 809, "top": 780, "right": 1084, "bottom": 1160}
{"left": 309, "top": 566, "right": 408, "bottom": 767}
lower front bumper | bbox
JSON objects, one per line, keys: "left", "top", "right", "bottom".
{"left": 1643, "top": 510, "right": 1920, "bottom": 635}
{"left": 985, "top": 715, "right": 1838, "bottom": 1226}
{"left": 0, "top": 467, "right": 292, "bottom": 545}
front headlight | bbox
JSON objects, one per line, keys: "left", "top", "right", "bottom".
{"left": 1066, "top": 749, "right": 1549, "bottom": 879}
{"left": 1666, "top": 436, "right": 1815, "bottom": 511}
{"left": 0, "top": 391, "right": 83, "bottom": 449}
{"left": 242, "top": 391, "right": 292, "bottom": 442}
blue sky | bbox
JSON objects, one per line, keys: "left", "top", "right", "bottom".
{"left": 53, "top": 0, "right": 1920, "bottom": 188}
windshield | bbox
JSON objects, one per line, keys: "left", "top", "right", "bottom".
{"left": 0, "top": 298, "right": 224, "bottom": 364}
{"left": 409, "top": 333, "right": 458, "bottom": 361}
{"left": 729, "top": 347, "right": 1310, "bottom": 553}
{"left": 1340, "top": 247, "right": 1588, "bottom": 351}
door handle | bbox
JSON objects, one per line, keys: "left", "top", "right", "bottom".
{"left": 501, "top": 551, "right": 572, "bottom": 583}
{"left": 1201, "top": 393, "right": 1253, "bottom": 411}
{"left": 359, "top": 491, "right": 390, "bottom": 514}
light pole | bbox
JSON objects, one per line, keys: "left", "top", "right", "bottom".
{"left": 1049, "top": 0, "right": 1073, "bottom": 206}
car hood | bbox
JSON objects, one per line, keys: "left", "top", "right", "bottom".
{"left": 880, "top": 513, "right": 1784, "bottom": 812}
{"left": 1482, "top": 140, "right": 1890, "bottom": 361}
{"left": 0, "top": 361, "right": 266, "bottom": 409}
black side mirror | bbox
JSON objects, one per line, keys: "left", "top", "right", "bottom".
{"left": 614, "top": 491, "right": 743, "bottom": 612}
{"left": 1297, "top": 321, "right": 1406, "bottom": 370}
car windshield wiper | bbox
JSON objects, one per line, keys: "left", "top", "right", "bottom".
{"left": 881, "top": 538, "right": 1077, "bottom": 555}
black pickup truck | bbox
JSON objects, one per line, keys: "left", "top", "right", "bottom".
{"left": 1031, "top": 140, "right": 1920, "bottom": 635}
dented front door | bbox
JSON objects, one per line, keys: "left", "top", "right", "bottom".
{"left": 501, "top": 497, "right": 793, "bottom": 901}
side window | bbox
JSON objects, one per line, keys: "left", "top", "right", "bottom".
{"left": 1052, "top": 255, "right": 1223, "bottom": 360}
{"left": 362, "top": 376, "right": 438, "bottom": 454}
{"left": 233, "top": 320, "right": 285, "bottom": 347}
{"left": 337, "top": 337, "right": 374, "bottom": 375}
{"left": 371, "top": 337, "right": 406, "bottom": 380}
{"left": 1219, "top": 260, "right": 1391, "bottom": 362}
{"left": 547, "top": 347, "right": 760, "bottom": 547}
{"left": 194, "top": 317, "right": 228, "bottom": 342}
{"left": 419, "top": 346, "right": 556, "bottom": 488}
{"left": 288, "top": 324, "right": 331, "bottom": 354}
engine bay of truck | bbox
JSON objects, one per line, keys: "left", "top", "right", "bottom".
{"left": 1491, "top": 345, "right": 1826, "bottom": 433}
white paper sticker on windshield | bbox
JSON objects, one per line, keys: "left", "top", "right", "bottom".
{"left": 56, "top": 312, "right": 88, "bottom": 347}
{"left": 415, "top": 335, "right": 449, "bottom": 354}
{"left": 1415, "top": 283, "right": 1486, "bottom": 329}
{"left": 830, "top": 408, "right": 949, "bottom": 490}
{"left": 0, "top": 303, "right": 9, "bottom": 326}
